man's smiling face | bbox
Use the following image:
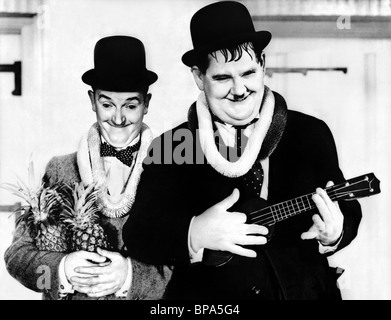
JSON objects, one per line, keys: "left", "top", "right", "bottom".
{"left": 89, "top": 89, "right": 150, "bottom": 148}
{"left": 194, "top": 47, "right": 265, "bottom": 126}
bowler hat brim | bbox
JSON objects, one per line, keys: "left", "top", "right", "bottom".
{"left": 82, "top": 68, "right": 158, "bottom": 92}
{"left": 182, "top": 30, "right": 272, "bottom": 67}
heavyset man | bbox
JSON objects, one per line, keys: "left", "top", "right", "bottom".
{"left": 123, "top": 1, "right": 362, "bottom": 300}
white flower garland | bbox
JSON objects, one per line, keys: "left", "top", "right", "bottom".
{"left": 77, "top": 122, "right": 153, "bottom": 218}
{"left": 196, "top": 86, "right": 275, "bottom": 178}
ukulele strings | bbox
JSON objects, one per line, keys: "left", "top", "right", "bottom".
{"left": 247, "top": 178, "right": 367, "bottom": 226}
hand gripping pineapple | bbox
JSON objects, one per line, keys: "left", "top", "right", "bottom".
{"left": 4, "top": 36, "right": 172, "bottom": 300}
{"left": 60, "top": 182, "right": 129, "bottom": 298}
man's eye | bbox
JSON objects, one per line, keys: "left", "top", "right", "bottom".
{"left": 102, "top": 103, "right": 112, "bottom": 108}
{"left": 124, "top": 104, "right": 137, "bottom": 109}
{"left": 214, "top": 76, "right": 229, "bottom": 81}
{"left": 243, "top": 71, "right": 256, "bottom": 77}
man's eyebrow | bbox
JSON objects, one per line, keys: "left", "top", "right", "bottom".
{"left": 211, "top": 73, "right": 231, "bottom": 80}
{"left": 241, "top": 68, "right": 257, "bottom": 75}
{"left": 97, "top": 94, "right": 141, "bottom": 103}
{"left": 124, "top": 97, "right": 141, "bottom": 102}
{"left": 98, "top": 94, "right": 113, "bottom": 101}
{"left": 211, "top": 68, "right": 257, "bottom": 80}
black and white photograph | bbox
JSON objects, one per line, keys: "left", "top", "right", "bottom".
{"left": 0, "top": 0, "right": 389, "bottom": 306}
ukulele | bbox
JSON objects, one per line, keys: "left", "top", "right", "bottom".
{"left": 202, "top": 173, "right": 381, "bottom": 267}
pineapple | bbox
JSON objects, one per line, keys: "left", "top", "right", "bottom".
{"left": 25, "top": 186, "right": 69, "bottom": 252}
{"left": 1, "top": 160, "right": 69, "bottom": 252}
{"left": 62, "top": 182, "right": 110, "bottom": 252}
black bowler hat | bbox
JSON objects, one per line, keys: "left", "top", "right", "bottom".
{"left": 182, "top": 1, "right": 272, "bottom": 67}
{"left": 82, "top": 36, "right": 158, "bottom": 92}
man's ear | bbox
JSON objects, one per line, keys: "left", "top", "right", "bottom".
{"left": 88, "top": 90, "right": 96, "bottom": 112}
{"left": 143, "top": 93, "right": 152, "bottom": 115}
{"left": 191, "top": 66, "right": 205, "bottom": 91}
{"left": 261, "top": 52, "right": 266, "bottom": 73}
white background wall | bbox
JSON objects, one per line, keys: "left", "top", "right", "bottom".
{"left": 0, "top": 0, "right": 390, "bottom": 300}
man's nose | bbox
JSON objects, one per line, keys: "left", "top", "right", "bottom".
{"left": 112, "top": 108, "right": 126, "bottom": 125}
{"left": 231, "top": 78, "right": 247, "bottom": 97}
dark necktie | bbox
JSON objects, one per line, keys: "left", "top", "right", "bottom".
{"left": 211, "top": 114, "right": 263, "bottom": 198}
{"left": 211, "top": 113, "right": 258, "bottom": 162}
{"left": 100, "top": 140, "right": 141, "bottom": 167}
{"left": 232, "top": 119, "right": 263, "bottom": 199}
{"left": 240, "top": 160, "right": 264, "bottom": 198}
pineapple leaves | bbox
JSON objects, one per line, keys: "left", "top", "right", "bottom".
{"left": 27, "top": 157, "right": 36, "bottom": 192}
{"left": 61, "top": 182, "right": 102, "bottom": 231}
{"left": 2, "top": 158, "right": 106, "bottom": 254}
{"left": 0, "top": 160, "right": 63, "bottom": 225}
